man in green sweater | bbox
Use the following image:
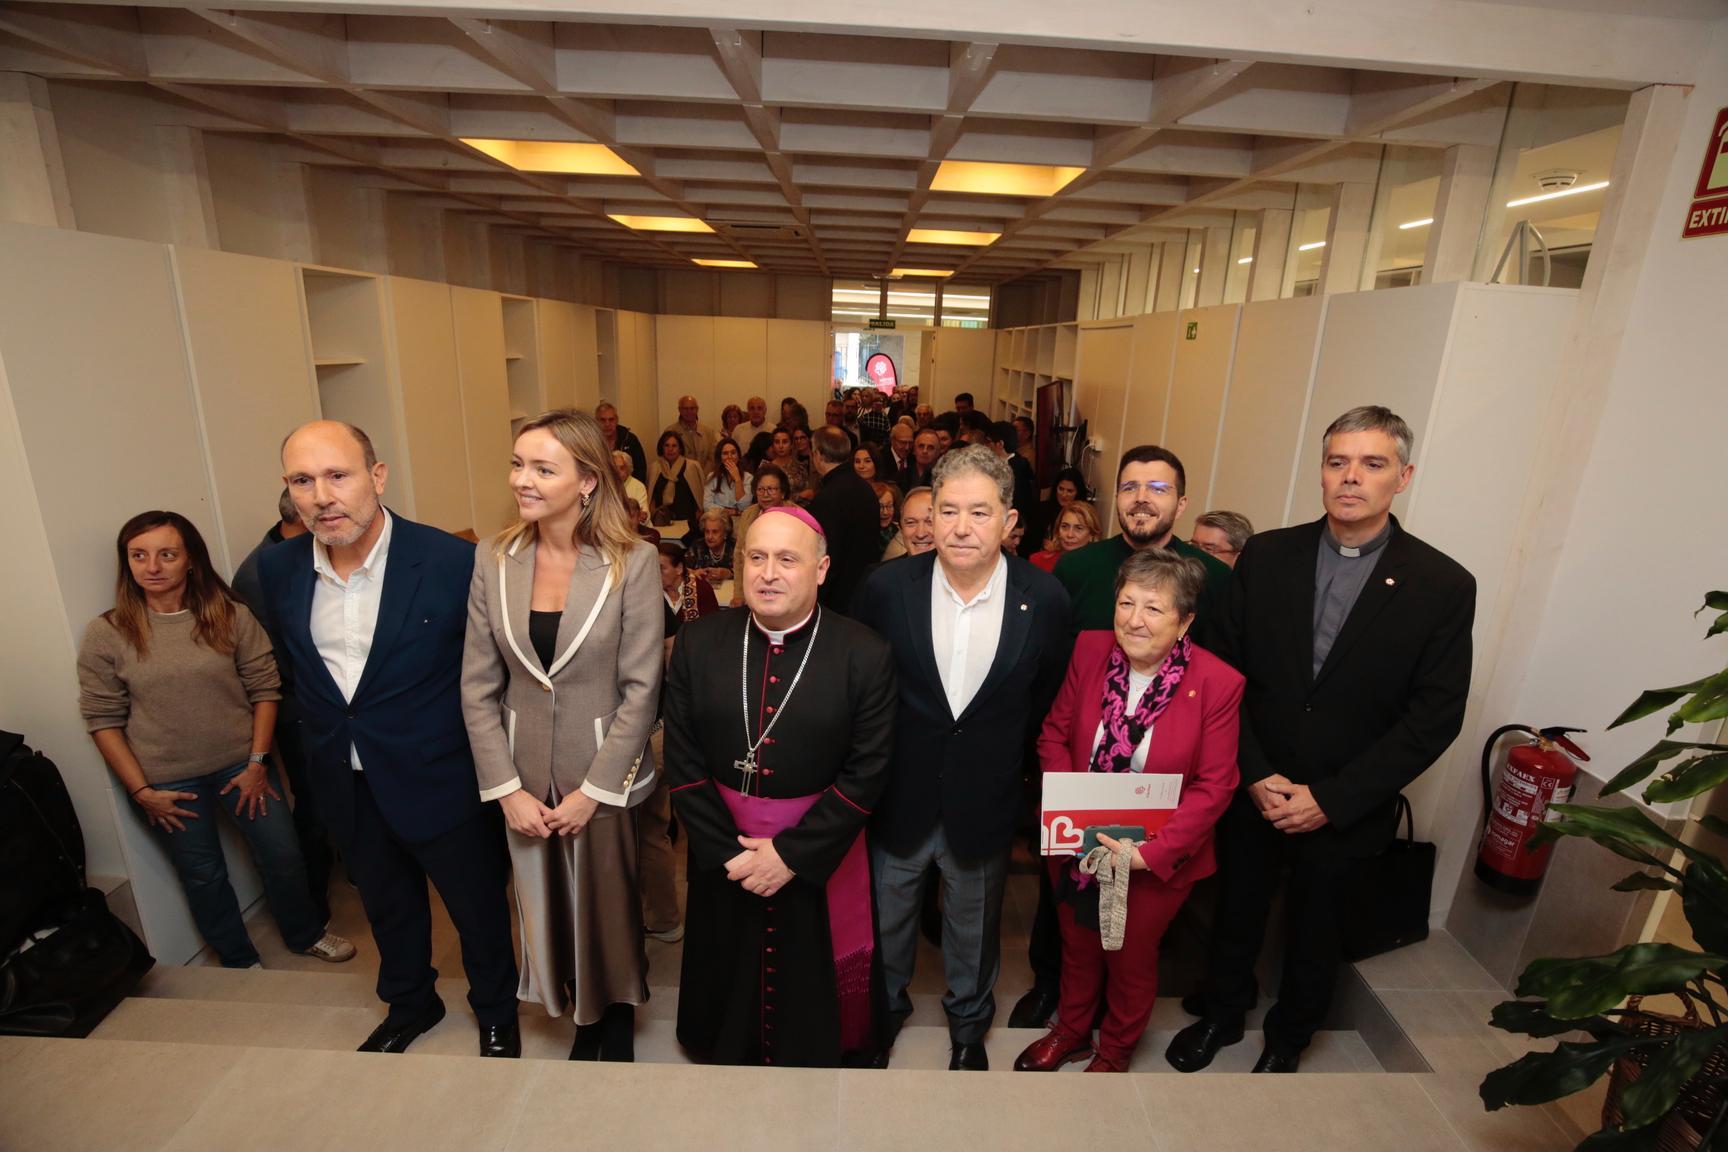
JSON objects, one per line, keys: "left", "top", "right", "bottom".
{"left": 1010, "top": 442, "right": 1233, "bottom": 1031}
{"left": 1052, "top": 444, "right": 1231, "bottom": 648}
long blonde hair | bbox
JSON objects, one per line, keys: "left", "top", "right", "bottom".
{"left": 494, "top": 409, "right": 640, "bottom": 582}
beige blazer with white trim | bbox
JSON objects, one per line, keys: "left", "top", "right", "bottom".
{"left": 461, "top": 534, "right": 663, "bottom": 808}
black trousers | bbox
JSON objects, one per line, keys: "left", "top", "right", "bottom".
{"left": 1194, "top": 790, "right": 1360, "bottom": 1053}
{"left": 343, "top": 772, "right": 518, "bottom": 1027}
{"left": 1027, "top": 842, "right": 1062, "bottom": 992}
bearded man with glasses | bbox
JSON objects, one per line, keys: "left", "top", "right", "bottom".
{"left": 1051, "top": 446, "right": 1232, "bottom": 646}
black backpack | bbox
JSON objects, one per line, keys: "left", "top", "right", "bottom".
{"left": 0, "top": 730, "right": 154, "bottom": 1036}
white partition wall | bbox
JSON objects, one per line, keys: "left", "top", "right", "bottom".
{"left": 171, "top": 247, "right": 321, "bottom": 572}
{"left": 924, "top": 328, "right": 996, "bottom": 412}
{"left": 450, "top": 285, "right": 516, "bottom": 538}
{"left": 0, "top": 221, "right": 248, "bottom": 965}
{"left": 1073, "top": 321, "right": 1136, "bottom": 511}
{"left": 1164, "top": 304, "right": 1243, "bottom": 537}
{"left": 1288, "top": 282, "right": 1464, "bottom": 525}
{"left": 384, "top": 276, "right": 473, "bottom": 534}
{"left": 714, "top": 318, "right": 769, "bottom": 437}
{"left": 654, "top": 315, "right": 716, "bottom": 431}
{"left": 765, "top": 318, "right": 831, "bottom": 419}
{"left": 1210, "top": 295, "right": 1328, "bottom": 535}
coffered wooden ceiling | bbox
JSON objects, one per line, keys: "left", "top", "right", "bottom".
{"left": 0, "top": 4, "right": 1545, "bottom": 281}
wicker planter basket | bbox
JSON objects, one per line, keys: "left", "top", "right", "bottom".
{"left": 1599, "top": 996, "right": 1726, "bottom": 1151}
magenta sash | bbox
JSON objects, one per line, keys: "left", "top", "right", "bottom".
{"left": 717, "top": 783, "right": 874, "bottom": 1054}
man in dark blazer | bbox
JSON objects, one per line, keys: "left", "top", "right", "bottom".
{"left": 258, "top": 420, "right": 519, "bottom": 1058}
{"left": 855, "top": 445, "right": 1070, "bottom": 1071}
{"left": 806, "top": 426, "right": 881, "bottom": 611}
{"left": 1167, "top": 405, "right": 1475, "bottom": 1074}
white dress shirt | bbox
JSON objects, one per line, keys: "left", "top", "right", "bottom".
{"left": 930, "top": 553, "right": 1007, "bottom": 719}
{"left": 1090, "top": 667, "right": 1156, "bottom": 772}
{"left": 310, "top": 509, "right": 394, "bottom": 770}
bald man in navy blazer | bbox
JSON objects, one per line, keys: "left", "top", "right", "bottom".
{"left": 257, "top": 421, "right": 519, "bottom": 1059}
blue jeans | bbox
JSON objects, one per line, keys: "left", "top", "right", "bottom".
{"left": 154, "top": 760, "right": 326, "bottom": 967}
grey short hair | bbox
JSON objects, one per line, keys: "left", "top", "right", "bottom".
{"left": 610, "top": 449, "right": 632, "bottom": 474}
{"left": 1114, "top": 548, "right": 1207, "bottom": 618}
{"left": 1323, "top": 405, "right": 1413, "bottom": 468}
{"left": 697, "top": 507, "right": 730, "bottom": 532}
{"left": 595, "top": 401, "right": 618, "bottom": 417}
{"left": 280, "top": 422, "right": 376, "bottom": 470}
{"left": 1195, "top": 510, "right": 1254, "bottom": 551}
{"left": 931, "top": 444, "right": 1013, "bottom": 510}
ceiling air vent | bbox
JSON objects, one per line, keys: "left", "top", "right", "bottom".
{"left": 713, "top": 222, "right": 809, "bottom": 242}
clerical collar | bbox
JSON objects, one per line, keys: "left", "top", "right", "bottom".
{"left": 750, "top": 608, "right": 815, "bottom": 646}
{"left": 1322, "top": 519, "right": 1393, "bottom": 559}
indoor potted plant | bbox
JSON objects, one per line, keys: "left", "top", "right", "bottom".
{"left": 1480, "top": 591, "right": 1728, "bottom": 1149}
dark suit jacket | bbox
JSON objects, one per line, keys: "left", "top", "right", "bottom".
{"left": 256, "top": 512, "right": 482, "bottom": 846}
{"left": 1216, "top": 516, "right": 1475, "bottom": 856}
{"left": 1038, "top": 632, "right": 1243, "bottom": 887}
{"left": 855, "top": 551, "right": 1071, "bottom": 860}
{"left": 807, "top": 462, "right": 882, "bottom": 612}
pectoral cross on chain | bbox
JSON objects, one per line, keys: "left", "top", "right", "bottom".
{"left": 733, "top": 754, "right": 758, "bottom": 798}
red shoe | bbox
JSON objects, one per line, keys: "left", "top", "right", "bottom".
{"left": 1013, "top": 1030, "right": 1093, "bottom": 1072}
{"left": 1084, "top": 1053, "right": 1128, "bottom": 1073}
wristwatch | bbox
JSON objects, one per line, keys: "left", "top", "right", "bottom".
{"left": 247, "top": 753, "right": 268, "bottom": 765}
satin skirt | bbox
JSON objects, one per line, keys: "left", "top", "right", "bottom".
{"left": 508, "top": 802, "right": 648, "bottom": 1024}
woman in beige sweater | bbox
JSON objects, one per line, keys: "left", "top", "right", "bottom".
{"left": 77, "top": 511, "right": 352, "bottom": 969}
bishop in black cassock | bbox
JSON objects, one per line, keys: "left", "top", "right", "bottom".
{"left": 665, "top": 506, "right": 896, "bottom": 1066}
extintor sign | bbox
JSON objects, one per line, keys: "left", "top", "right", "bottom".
{"left": 1681, "top": 107, "right": 1728, "bottom": 240}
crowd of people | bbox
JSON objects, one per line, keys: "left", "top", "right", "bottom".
{"left": 75, "top": 382, "right": 1474, "bottom": 1076}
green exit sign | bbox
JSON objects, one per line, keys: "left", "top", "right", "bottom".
{"left": 867, "top": 317, "right": 897, "bottom": 330}
{"left": 1185, "top": 322, "right": 1198, "bottom": 340}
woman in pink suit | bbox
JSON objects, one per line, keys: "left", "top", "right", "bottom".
{"left": 1014, "top": 549, "right": 1242, "bottom": 1073}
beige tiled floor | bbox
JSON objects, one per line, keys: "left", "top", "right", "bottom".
{"left": 8, "top": 822, "right": 1597, "bottom": 1152}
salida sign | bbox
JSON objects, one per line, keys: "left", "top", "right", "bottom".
{"left": 1681, "top": 106, "right": 1728, "bottom": 240}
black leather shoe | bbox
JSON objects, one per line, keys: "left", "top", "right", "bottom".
{"left": 1164, "top": 1017, "right": 1244, "bottom": 1073}
{"left": 868, "top": 1046, "right": 892, "bottom": 1069}
{"left": 1180, "top": 993, "right": 1205, "bottom": 1017}
{"left": 949, "top": 1041, "right": 989, "bottom": 1071}
{"left": 479, "top": 1021, "right": 521, "bottom": 1058}
{"left": 1007, "top": 986, "right": 1061, "bottom": 1030}
{"left": 358, "top": 998, "right": 446, "bottom": 1053}
{"left": 1252, "top": 1047, "right": 1302, "bottom": 1074}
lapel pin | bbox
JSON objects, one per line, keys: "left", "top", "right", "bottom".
{"left": 1020, "top": 603, "right": 1028, "bottom": 611}
{"left": 1386, "top": 578, "right": 1397, "bottom": 586}
{"left": 1187, "top": 689, "right": 1196, "bottom": 697}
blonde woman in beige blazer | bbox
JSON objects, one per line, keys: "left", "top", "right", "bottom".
{"left": 462, "top": 409, "right": 664, "bottom": 1062}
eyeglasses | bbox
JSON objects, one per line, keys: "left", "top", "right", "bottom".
{"left": 1193, "top": 541, "right": 1238, "bottom": 556}
{"left": 1118, "top": 480, "right": 1178, "bottom": 497}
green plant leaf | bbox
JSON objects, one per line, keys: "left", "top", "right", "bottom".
{"left": 1618, "top": 1024, "right": 1728, "bottom": 1128}
{"left": 1577, "top": 1126, "right": 1664, "bottom": 1151}
{"left": 1490, "top": 999, "right": 1627, "bottom": 1039}
{"left": 1677, "top": 670, "right": 1728, "bottom": 728}
{"left": 1480, "top": 1035, "right": 1662, "bottom": 1109}
{"left": 1706, "top": 611, "right": 1728, "bottom": 640}
{"left": 1682, "top": 864, "right": 1728, "bottom": 957}
{"left": 1530, "top": 804, "right": 1696, "bottom": 870}
{"left": 1603, "top": 741, "right": 1703, "bottom": 797}
{"left": 1646, "top": 752, "right": 1728, "bottom": 805}
{"left": 1699, "top": 815, "right": 1728, "bottom": 841}
{"left": 1611, "top": 679, "right": 1712, "bottom": 730}
{"left": 1701, "top": 591, "right": 1728, "bottom": 613}
{"left": 1612, "top": 872, "right": 1680, "bottom": 893}
{"left": 1517, "top": 943, "right": 1728, "bottom": 1019}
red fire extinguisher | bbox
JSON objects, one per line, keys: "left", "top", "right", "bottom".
{"left": 1474, "top": 724, "right": 1590, "bottom": 897}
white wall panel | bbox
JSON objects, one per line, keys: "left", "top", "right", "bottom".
{"left": 1164, "top": 303, "right": 1242, "bottom": 538}
{"left": 1210, "top": 295, "right": 1326, "bottom": 537}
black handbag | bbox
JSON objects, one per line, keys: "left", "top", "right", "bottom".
{"left": 1340, "top": 795, "right": 1435, "bottom": 962}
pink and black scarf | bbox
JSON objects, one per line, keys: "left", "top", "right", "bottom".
{"left": 1088, "top": 634, "right": 1193, "bottom": 773}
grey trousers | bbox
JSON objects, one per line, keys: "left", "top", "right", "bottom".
{"left": 872, "top": 824, "right": 1009, "bottom": 1045}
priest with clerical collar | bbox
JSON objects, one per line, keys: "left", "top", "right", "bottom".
{"left": 664, "top": 505, "right": 897, "bottom": 1067}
